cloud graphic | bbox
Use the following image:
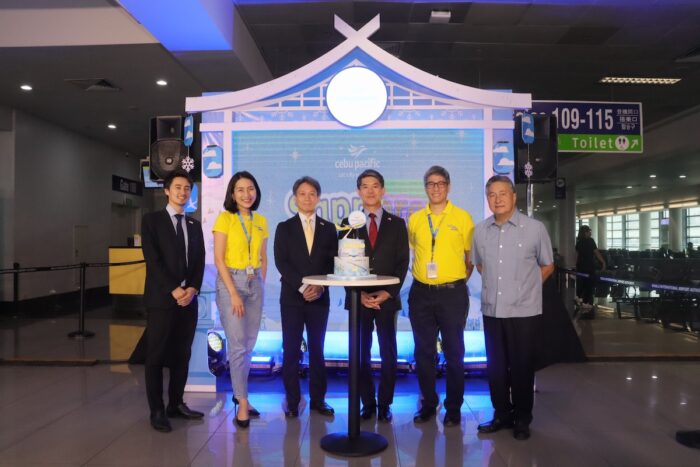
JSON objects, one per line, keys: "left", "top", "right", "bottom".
{"left": 522, "top": 115, "right": 533, "bottom": 124}
{"left": 497, "top": 157, "right": 514, "bottom": 166}
{"left": 493, "top": 146, "right": 510, "bottom": 153}
{"left": 186, "top": 130, "right": 193, "bottom": 139}
{"left": 206, "top": 161, "right": 222, "bottom": 170}
{"left": 525, "top": 128, "right": 535, "bottom": 137}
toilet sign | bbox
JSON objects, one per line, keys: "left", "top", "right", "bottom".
{"left": 532, "top": 101, "right": 643, "bottom": 153}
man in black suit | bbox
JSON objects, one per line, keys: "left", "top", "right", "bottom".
{"left": 141, "top": 169, "right": 205, "bottom": 432}
{"left": 274, "top": 176, "right": 338, "bottom": 418}
{"left": 342, "top": 169, "right": 409, "bottom": 423}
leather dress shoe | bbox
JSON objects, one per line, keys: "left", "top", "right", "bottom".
{"left": 284, "top": 406, "right": 299, "bottom": 418}
{"left": 443, "top": 411, "right": 461, "bottom": 427}
{"left": 310, "top": 401, "right": 335, "bottom": 416}
{"left": 378, "top": 405, "right": 393, "bottom": 422}
{"left": 513, "top": 423, "right": 531, "bottom": 441}
{"left": 361, "top": 405, "right": 376, "bottom": 420}
{"left": 166, "top": 403, "right": 204, "bottom": 420}
{"left": 150, "top": 410, "right": 172, "bottom": 433}
{"left": 477, "top": 417, "right": 514, "bottom": 434}
{"left": 413, "top": 406, "right": 436, "bottom": 423}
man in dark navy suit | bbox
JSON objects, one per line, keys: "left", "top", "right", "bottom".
{"left": 274, "top": 176, "right": 338, "bottom": 418}
{"left": 341, "top": 170, "right": 409, "bottom": 422}
{"left": 141, "top": 169, "right": 205, "bottom": 432}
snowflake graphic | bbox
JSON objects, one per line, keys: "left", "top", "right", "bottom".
{"left": 181, "top": 156, "right": 195, "bottom": 172}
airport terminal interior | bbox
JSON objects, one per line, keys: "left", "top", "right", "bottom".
{"left": 1, "top": 1, "right": 700, "bottom": 466}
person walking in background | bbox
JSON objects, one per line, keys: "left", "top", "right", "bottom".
{"left": 575, "top": 225, "right": 606, "bottom": 318}
{"left": 407, "top": 165, "right": 474, "bottom": 428}
{"left": 341, "top": 169, "right": 409, "bottom": 423}
{"left": 472, "top": 175, "right": 554, "bottom": 441}
{"left": 274, "top": 176, "right": 338, "bottom": 418}
{"left": 213, "top": 171, "right": 268, "bottom": 428}
{"left": 141, "top": 169, "right": 205, "bottom": 433}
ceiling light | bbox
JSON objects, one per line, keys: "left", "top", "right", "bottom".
{"left": 679, "top": 174, "right": 687, "bottom": 179}
{"left": 597, "top": 211, "right": 614, "bottom": 217}
{"left": 107, "top": 123, "right": 117, "bottom": 130}
{"left": 626, "top": 186, "right": 633, "bottom": 189}
{"left": 626, "top": 376, "right": 632, "bottom": 381}
{"left": 579, "top": 214, "right": 594, "bottom": 219}
{"left": 651, "top": 375, "right": 658, "bottom": 379}
{"left": 640, "top": 205, "right": 664, "bottom": 212}
{"left": 669, "top": 200, "right": 698, "bottom": 209}
{"left": 552, "top": 205, "right": 557, "bottom": 208}
{"left": 156, "top": 79, "right": 168, "bottom": 86}
{"left": 20, "top": 84, "right": 32, "bottom": 91}
{"left": 618, "top": 208, "right": 638, "bottom": 215}
{"left": 599, "top": 76, "right": 681, "bottom": 85}
{"left": 576, "top": 201, "right": 580, "bottom": 204}
{"left": 649, "top": 174, "right": 656, "bottom": 178}
{"left": 651, "top": 186, "right": 658, "bottom": 189}
{"left": 429, "top": 10, "right": 451, "bottom": 23}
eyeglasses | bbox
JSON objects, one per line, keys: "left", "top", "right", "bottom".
{"left": 425, "top": 181, "right": 448, "bottom": 190}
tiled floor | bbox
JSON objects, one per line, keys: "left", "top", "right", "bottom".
{"left": 1, "top": 309, "right": 700, "bottom": 466}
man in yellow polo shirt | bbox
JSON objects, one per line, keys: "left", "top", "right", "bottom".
{"left": 408, "top": 165, "right": 474, "bottom": 427}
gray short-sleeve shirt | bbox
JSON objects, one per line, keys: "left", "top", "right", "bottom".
{"left": 471, "top": 210, "right": 553, "bottom": 318}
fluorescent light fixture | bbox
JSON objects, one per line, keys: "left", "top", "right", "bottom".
{"left": 156, "top": 79, "right": 168, "bottom": 86}
{"left": 600, "top": 76, "right": 681, "bottom": 85}
{"left": 576, "top": 200, "right": 580, "bottom": 204}
{"left": 669, "top": 200, "right": 698, "bottom": 208}
{"left": 617, "top": 208, "right": 638, "bottom": 215}
{"left": 626, "top": 376, "right": 633, "bottom": 381}
{"left": 579, "top": 214, "right": 594, "bottom": 219}
{"left": 429, "top": 10, "right": 451, "bottom": 23}
{"left": 649, "top": 174, "right": 656, "bottom": 178}
{"left": 20, "top": 84, "right": 32, "bottom": 91}
{"left": 640, "top": 205, "right": 664, "bottom": 212}
{"left": 679, "top": 174, "right": 687, "bottom": 179}
{"left": 626, "top": 185, "right": 633, "bottom": 189}
{"left": 107, "top": 123, "right": 117, "bottom": 130}
{"left": 651, "top": 185, "right": 658, "bottom": 189}
{"left": 597, "top": 211, "right": 614, "bottom": 217}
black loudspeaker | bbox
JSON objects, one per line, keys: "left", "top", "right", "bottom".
{"left": 554, "top": 177, "right": 566, "bottom": 199}
{"left": 149, "top": 116, "right": 188, "bottom": 181}
{"left": 514, "top": 114, "right": 558, "bottom": 183}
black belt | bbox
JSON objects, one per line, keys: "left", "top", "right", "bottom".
{"left": 412, "top": 279, "right": 465, "bottom": 290}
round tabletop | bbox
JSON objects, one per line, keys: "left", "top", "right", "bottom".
{"left": 303, "top": 275, "right": 399, "bottom": 287}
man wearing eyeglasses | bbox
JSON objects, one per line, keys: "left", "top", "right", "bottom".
{"left": 407, "top": 165, "right": 474, "bottom": 427}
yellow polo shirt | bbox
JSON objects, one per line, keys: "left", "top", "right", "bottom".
{"left": 408, "top": 201, "right": 474, "bottom": 284}
{"left": 212, "top": 211, "right": 269, "bottom": 269}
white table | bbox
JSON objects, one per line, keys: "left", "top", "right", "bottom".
{"left": 302, "top": 275, "right": 399, "bottom": 457}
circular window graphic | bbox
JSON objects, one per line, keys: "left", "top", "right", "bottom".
{"left": 326, "top": 67, "right": 388, "bottom": 127}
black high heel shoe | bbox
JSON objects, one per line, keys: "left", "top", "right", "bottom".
{"left": 232, "top": 396, "right": 261, "bottom": 417}
{"left": 232, "top": 397, "right": 250, "bottom": 428}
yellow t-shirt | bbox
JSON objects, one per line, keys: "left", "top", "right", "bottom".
{"left": 212, "top": 211, "right": 269, "bottom": 269}
{"left": 408, "top": 201, "right": 474, "bottom": 284}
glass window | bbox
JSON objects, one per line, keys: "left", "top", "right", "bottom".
{"left": 607, "top": 215, "right": 623, "bottom": 249}
{"left": 625, "top": 214, "right": 639, "bottom": 251}
{"left": 650, "top": 211, "right": 660, "bottom": 249}
{"left": 687, "top": 207, "right": 700, "bottom": 247}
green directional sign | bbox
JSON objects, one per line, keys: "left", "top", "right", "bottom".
{"left": 532, "top": 101, "right": 643, "bottom": 154}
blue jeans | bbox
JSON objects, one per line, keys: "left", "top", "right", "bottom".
{"left": 216, "top": 269, "right": 263, "bottom": 399}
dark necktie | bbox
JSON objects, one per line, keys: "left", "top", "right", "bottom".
{"left": 174, "top": 214, "right": 187, "bottom": 281}
{"left": 368, "top": 213, "right": 378, "bottom": 249}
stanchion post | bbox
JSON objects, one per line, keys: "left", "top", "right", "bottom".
{"left": 68, "top": 262, "right": 95, "bottom": 340}
{"left": 13, "top": 262, "right": 19, "bottom": 312}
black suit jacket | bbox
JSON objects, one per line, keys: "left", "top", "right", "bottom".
{"left": 141, "top": 209, "right": 205, "bottom": 309}
{"left": 274, "top": 214, "right": 338, "bottom": 307}
{"left": 341, "top": 210, "right": 410, "bottom": 311}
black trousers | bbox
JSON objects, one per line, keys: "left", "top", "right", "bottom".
{"left": 576, "top": 270, "right": 595, "bottom": 305}
{"left": 281, "top": 303, "right": 330, "bottom": 407}
{"left": 359, "top": 305, "right": 398, "bottom": 408}
{"left": 482, "top": 314, "right": 541, "bottom": 425}
{"left": 408, "top": 281, "right": 468, "bottom": 413}
{"left": 145, "top": 300, "right": 198, "bottom": 414}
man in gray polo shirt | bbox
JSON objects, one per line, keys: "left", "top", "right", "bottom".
{"left": 471, "top": 175, "right": 554, "bottom": 441}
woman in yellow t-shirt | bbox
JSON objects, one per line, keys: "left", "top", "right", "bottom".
{"left": 213, "top": 171, "right": 268, "bottom": 429}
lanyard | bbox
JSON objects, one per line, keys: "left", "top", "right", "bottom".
{"left": 237, "top": 212, "right": 254, "bottom": 265}
{"left": 427, "top": 213, "right": 445, "bottom": 262}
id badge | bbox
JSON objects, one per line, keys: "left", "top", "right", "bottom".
{"left": 426, "top": 262, "right": 438, "bottom": 279}
{"left": 246, "top": 265, "right": 255, "bottom": 276}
